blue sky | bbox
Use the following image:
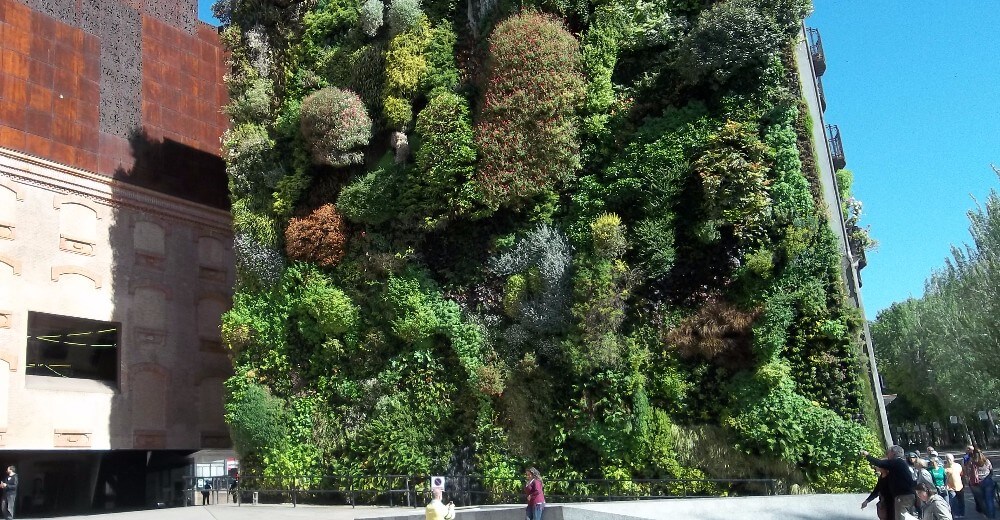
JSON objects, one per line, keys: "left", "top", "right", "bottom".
{"left": 808, "top": 1, "right": 1000, "bottom": 316}
{"left": 196, "top": 1, "right": 1000, "bottom": 317}
{"left": 198, "top": 2, "right": 218, "bottom": 25}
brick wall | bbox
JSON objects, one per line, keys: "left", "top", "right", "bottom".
{"left": 0, "top": 0, "right": 229, "bottom": 208}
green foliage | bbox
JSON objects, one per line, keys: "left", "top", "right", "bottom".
{"left": 591, "top": 213, "right": 627, "bottom": 259}
{"left": 225, "top": 77, "right": 274, "bottom": 123}
{"left": 385, "top": 21, "right": 429, "bottom": 99}
{"left": 419, "top": 22, "right": 460, "bottom": 93}
{"left": 766, "top": 104, "right": 815, "bottom": 228}
{"left": 406, "top": 90, "right": 477, "bottom": 226}
{"left": 602, "top": 105, "right": 714, "bottom": 278}
{"left": 383, "top": 95, "right": 414, "bottom": 128}
{"left": 224, "top": 123, "right": 279, "bottom": 199}
{"left": 300, "top": 87, "right": 373, "bottom": 167}
{"left": 725, "top": 366, "right": 877, "bottom": 490}
{"left": 694, "top": 120, "right": 772, "bottom": 248}
{"left": 475, "top": 11, "right": 586, "bottom": 210}
{"left": 336, "top": 164, "right": 405, "bottom": 225}
{"left": 290, "top": 264, "right": 360, "bottom": 343}
{"left": 226, "top": 377, "right": 290, "bottom": 456}
{"left": 675, "top": 0, "right": 785, "bottom": 88}
{"left": 218, "top": 0, "right": 878, "bottom": 491}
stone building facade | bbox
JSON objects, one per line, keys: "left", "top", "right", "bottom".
{"left": 0, "top": 0, "right": 232, "bottom": 512}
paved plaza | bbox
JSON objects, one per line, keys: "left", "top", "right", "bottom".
{"left": 42, "top": 494, "right": 880, "bottom": 520}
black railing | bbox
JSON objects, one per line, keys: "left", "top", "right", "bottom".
{"left": 816, "top": 75, "right": 827, "bottom": 112}
{"left": 188, "top": 474, "right": 782, "bottom": 508}
{"left": 826, "top": 124, "right": 846, "bottom": 170}
{"left": 806, "top": 27, "right": 826, "bottom": 77}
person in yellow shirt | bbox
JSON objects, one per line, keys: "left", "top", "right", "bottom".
{"left": 944, "top": 453, "right": 965, "bottom": 517}
{"left": 426, "top": 488, "right": 455, "bottom": 520}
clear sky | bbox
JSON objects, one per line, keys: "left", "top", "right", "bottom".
{"left": 195, "top": 1, "right": 1000, "bottom": 318}
{"left": 808, "top": 1, "right": 1000, "bottom": 316}
{"left": 198, "top": 2, "right": 218, "bottom": 25}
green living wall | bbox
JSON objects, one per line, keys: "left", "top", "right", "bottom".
{"left": 213, "top": 0, "right": 879, "bottom": 492}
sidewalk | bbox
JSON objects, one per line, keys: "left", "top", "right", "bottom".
{"left": 39, "top": 494, "right": 881, "bottom": 520}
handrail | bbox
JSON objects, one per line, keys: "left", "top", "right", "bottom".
{"left": 182, "top": 474, "right": 783, "bottom": 508}
{"left": 825, "top": 124, "right": 846, "bottom": 170}
{"left": 806, "top": 27, "right": 827, "bottom": 77}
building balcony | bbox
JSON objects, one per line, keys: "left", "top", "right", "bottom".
{"left": 816, "top": 75, "right": 827, "bottom": 112}
{"left": 807, "top": 27, "right": 827, "bottom": 77}
{"left": 826, "top": 124, "right": 846, "bottom": 170}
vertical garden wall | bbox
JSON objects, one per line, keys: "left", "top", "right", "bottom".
{"left": 214, "top": 0, "right": 880, "bottom": 492}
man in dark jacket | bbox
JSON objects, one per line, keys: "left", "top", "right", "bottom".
{"left": 863, "top": 446, "right": 916, "bottom": 520}
{"left": 1, "top": 465, "right": 17, "bottom": 520}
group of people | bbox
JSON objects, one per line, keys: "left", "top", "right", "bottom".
{"left": 862, "top": 445, "right": 997, "bottom": 520}
{"left": 426, "top": 468, "right": 545, "bottom": 520}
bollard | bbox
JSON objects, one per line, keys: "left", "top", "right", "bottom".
{"left": 253, "top": 491, "right": 259, "bottom": 505}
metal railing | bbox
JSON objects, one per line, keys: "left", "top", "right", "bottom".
{"left": 806, "top": 27, "right": 826, "bottom": 77}
{"left": 816, "top": 75, "right": 827, "bottom": 112}
{"left": 187, "top": 474, "right": 781, "bottom": 508}
{"left": 825, "top": 124, "right": 846, "bottom": 170}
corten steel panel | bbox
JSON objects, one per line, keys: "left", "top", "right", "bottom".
{"left": 2, "top": 49, "right": 29, "bottom": 79}
{"left": 0, "top": 0, "right": 229, "bottom": 208}
{"left": 28, "top": 57, "right": 55, "bottom": 88}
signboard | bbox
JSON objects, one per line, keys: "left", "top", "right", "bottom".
{"left": 431, "top": 476, "right": 445, "bottom": 491}
{"left": 950, "top": 416, "right": 959, "bottom": 424}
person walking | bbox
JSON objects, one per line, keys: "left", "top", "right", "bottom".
{"left": 945, "top": 453, "right": 965, "bottom": 517}
{"left": 864, "top": 446, "right": 917, "bottom": 520}
{"left": 523, "top": 468, "right": 545, "bottom": 520}
{"left": 916, "top": 482, "right": 954, "bottom": 520}
{"left": 0, "top": 466, "right": 17, "bottom": 520}
{"left": 966, "top": 449, "right": 995, "bottom": 518}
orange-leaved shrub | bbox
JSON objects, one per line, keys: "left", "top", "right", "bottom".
{"left": 284, "top": 204, "right": 349, "bottom": 267}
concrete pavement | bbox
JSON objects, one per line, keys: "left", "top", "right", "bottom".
{"left": 39, "top": 494, "right": 884, "bottom": 520}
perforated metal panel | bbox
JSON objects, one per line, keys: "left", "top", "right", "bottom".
{"left": 143, "top": 0, "right": 197, "bottom": 32}
{"left": 18, "top": 0, "right": 76, "bottom": 24}
{"left": 94, "top": 2, "right": 143, "bottom": 137}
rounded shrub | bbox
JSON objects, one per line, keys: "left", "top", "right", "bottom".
{"left": 285, "top": 204, "right": 349, "bottom": 267}
{"left": 300, "top": 87, "right": 372, "bottom": 167}
{"left": 359, "top": 0, "right": 385, "bottom": 37}
{"left": 387, "top": 0, "right": 422, "bottom": 35}
{"left": 383, "top": 95, "right": 413, "bottom": 129}
{"left": 225, "top": 378, "right": 289, "bottom": 456}
{"left": 590, "top": 213, "right": 626, "bottom": 259}
{"left": 475, "top": 11, "right": 585, "bottom": 209}
{"left": 675, "top": 0, "right": 783, "bottom": 88}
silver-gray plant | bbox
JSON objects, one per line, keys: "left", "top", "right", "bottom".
{"left": 491, "top": 224, "right": 573, "bottom": 336}
{"left": 359, "top": 0, "right": 384, "bottom": 37}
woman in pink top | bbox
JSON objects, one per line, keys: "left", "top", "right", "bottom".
{"left": 524, "top": 467, "right": 545, "bottom": 520}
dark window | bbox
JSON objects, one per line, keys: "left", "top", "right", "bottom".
{"left": 26, "top": 312, "right": 119, "bottom": 384}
